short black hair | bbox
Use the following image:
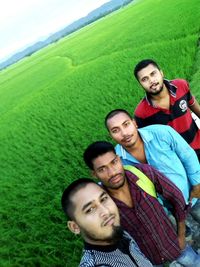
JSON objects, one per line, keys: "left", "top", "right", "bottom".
{"left": 61, "top": 178, "right": 96, "bottom": 220}
{"left": 134, "top": 59, "right": 160, "bottom": 80}
{"left": 105, "top": 109, "right": 133, "bottom": 130}
{"left": 83, "top": 141, "right": 115, "bottom": 170}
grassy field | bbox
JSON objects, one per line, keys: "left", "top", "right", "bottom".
{"left": 1, "top": 0, "right": 200, "bottom": 266}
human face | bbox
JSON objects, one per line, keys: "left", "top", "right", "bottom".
{"left": 137, "top": 64, "right": 164, "bottom": 95}
{"left": 107, "top": 112, "right": 139, "bottom": 149}
{"left": 69, "top": 183, "right": 121, "bottom": 245}
{"left": 92, "top": 151, "right": 125, "bottom": 190}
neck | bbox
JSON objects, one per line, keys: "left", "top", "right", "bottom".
{"left": 150, "top": 84, "right": 168, "bottom": 101}
{"left": 126, "top": 134, "right": 144, "bottom": 154}
{"left": 108, "top": 178, "right": 133, "bottom": 208}
{"left": 108, "top": 178, "right": 129, "bottom": 198}
{"left": 124, "top": 134, "right": 147, "bottom": 163}
{"left": 85, "top": 238, "right": 115, "bottom": 246}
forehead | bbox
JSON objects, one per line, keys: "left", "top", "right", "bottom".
{"left": 72, "top": 183, "right": 105, "bottom": 211}
{"left": 137, "top": 64, "right": 159, "bottom": 77}
{"left": 107, "top": 112, "right": 131, "bottom": 128}
{"left": 93, "top": 151, "right": 116, "bottom": 168}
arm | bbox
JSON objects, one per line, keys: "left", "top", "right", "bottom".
{"left": 177, "top": 221, "right": 186, "bottom": 250}
{"left": 189, "top": 184, "right": 200, "bottom": 202}
{"left": 165, "top": 126, "right": 200, "bottom": 201}
{"left": 136, "top": 164, "right": 188, "bottom": 249}
{"left": 137, "top": 164, "right": 189, "bottom": 222}
{"left": 190, "top": 99, "right": 200, "bottom": 118}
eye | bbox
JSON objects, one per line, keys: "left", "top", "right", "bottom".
{"left": 151, "top": 70, "right": 157, "bottom": 76}
{"left": 101, "top": 195, "right": 109, "bottom": 203}
{"left": 85, "top": 206, "right": 95, "bottom": 214}
{"left": 97, "top": 167, "right": 106, "bottom": 173}
{"left": 141, "top": 77, "right": 148, "bottom": 82}
{"left": 124, "top": 121, "right": 130, "bottom": 127}
{"left": 111, "top": 128, "right": 119, "bottom": 134}
{"left": 112, "top": 157, "right": 118, "bottom": 165}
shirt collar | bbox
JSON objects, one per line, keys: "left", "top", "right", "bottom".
{"left": 145, "top": 79, "right": 177, "bottom": 106}
{"left": 84, "top": 241, "right": 118, "bottom": 252}
{"left": 84, "top": 231, "right": 129, "bottom": 252}
{"left": 115, "top": 129, "right": 154, "bottom": 160}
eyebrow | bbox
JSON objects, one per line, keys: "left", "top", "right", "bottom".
{"left": 81, "top": 191, "right": 106, "bottom": 212}
{"left": 122, "top": 119, "right": 130, "bottom": 125}
{"left": 96, "top": 155, "right": 117, "bottom": 171}
{"left": 110, "top": 120, "right": 129, "bottom": 131}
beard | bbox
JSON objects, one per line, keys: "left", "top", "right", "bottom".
{"left": 148, "top": 82, "right": 164, "bottom": 96}
{"left": 108, "top": 174, "right": 126, "bottom": 190}
{"left": 82, "top": 225, "right": 124, "bottom": 244}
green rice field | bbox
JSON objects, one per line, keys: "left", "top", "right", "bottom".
{"left": 1, "top": 0, "right": 200, "bottom": 266}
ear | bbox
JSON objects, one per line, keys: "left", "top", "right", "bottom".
{"left": 132, "top": 119, "right": 138, "bottom": 128}
{"left": 67, "top": 220, "right": 81, "bottom": 235}
{"left": 160, "top": 70, "right": 164, "bottom": 78}
{"left": 91, "top": 169, "right": 97, "bottom": 178}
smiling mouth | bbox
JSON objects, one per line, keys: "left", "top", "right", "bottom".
{"left": 150, "top": 82, "right": 159, "bottom": 89}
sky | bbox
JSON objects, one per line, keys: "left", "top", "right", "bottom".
{"left": 0, "top": 0, "right": 109, "bottom": 63}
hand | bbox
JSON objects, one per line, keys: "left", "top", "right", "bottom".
{"left": 189, "top": 184, "right": 200, "bottom": 202}
{"left": 178, "top": 234, "right": 186, "bottom": 250}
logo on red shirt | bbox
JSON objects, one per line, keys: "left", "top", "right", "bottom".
{"left": 179, "top": 100, "right": 187, "bottom": 112}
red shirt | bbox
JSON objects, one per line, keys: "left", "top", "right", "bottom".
{"left": 134, "top": 79, "right": 200, "bottom": 159}
{"left": 109, "top": 164, "right": 188, "bottom": 265}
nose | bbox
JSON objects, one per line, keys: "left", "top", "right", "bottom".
{"left": 121, "top": 127, "right": 128, "bottom": 137}
{"left": 107, "top": 165, "right": 117, "bottom": 177}
{"left": 99, "top": 204, "right": 110, "bottom": 218}
{"left": 149, "top": 76, "right": 156, "bottom": 85}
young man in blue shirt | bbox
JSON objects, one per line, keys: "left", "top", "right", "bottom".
{"left": 104, "top": 109, "right": 200, "bottom": 224}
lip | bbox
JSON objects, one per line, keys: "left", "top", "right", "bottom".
{"left": 109, "top": 174, "right": 122, "bottom": 184}
{"left": 103, "top": 215, "right": 115, "bottom": 226}
{"left": 150, "top": 82, "right": 159, "bottom": 89}
{"left": 122, "top": 135, "right": 132, "bottom": 143}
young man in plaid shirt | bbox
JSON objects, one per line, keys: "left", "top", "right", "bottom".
{"left": 83, "top": 141, "right": 200, "bottom": 266}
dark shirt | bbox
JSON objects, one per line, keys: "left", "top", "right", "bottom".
{"left": 109, "top": 164, "right": 188, "bottom": 265}
{"left": 79, "top": 231, "right": 153, "bottom": 266}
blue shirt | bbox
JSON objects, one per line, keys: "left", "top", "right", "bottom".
{"left": 115, "top": 125, "right": 200, "bottom": 205}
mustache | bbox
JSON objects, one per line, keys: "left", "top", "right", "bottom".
{"left": 108, "top": 173, "right": 123, "bottom": 182}
{"left": 102, "top": 214, "right": 115, "bottom": 227}
{"left": 121, "top": 135, "right": 132, "bottom": 142}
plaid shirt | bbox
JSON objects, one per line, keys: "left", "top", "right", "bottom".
{"left": 110, "top": 164, "right": 188, "bottom": 265}
{"left": 80, "top": 231, "right": 153, "bottom": 267}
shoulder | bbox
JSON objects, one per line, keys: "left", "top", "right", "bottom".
{"left": 134, "top": 98, "right": 150, "bottom": 116}
{"left": 79, "top": 250, "right": 95, "bottom": 267}
{"left": 141, "top": 124, "right": 175, "bottom": 136}
{"left": 115, "top": 144, "right": 123, "bottom": 155}
{"left": 130, "top": 162, "right": 156, "bottom": 175}
{"left": 170, "top": 79, "right": 190, "bottom": 91}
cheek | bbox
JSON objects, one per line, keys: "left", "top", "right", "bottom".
{"left": 97, "top": 172, "right": 108, "bottom": 181}
{"left": 128, "top": 125, "right": 136, "bottom": 134}
{"left": 111, "top": 133, "right": 121, "bottom": 141}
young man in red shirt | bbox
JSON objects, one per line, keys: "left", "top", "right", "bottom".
{"left": 133, "top": 59, "right": 200, "bottom": 161}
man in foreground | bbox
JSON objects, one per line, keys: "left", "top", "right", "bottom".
{"left": 133, "top": 59, "right": 200, "bottom": 161}
{"left": 104, "top": 109, "right": 200, "bottom": 224}
{"left": 61, "top": 178, "right": 153, "bottom": 267}
{"left": 83, "top": 141, "right": 200, "bottom": 266}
